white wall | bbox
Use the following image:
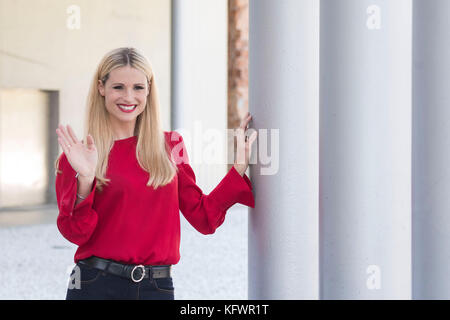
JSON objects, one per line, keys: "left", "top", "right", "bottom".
{"left": 0, "top": 0, "right": 172, "bottom": 137}
{"left": 172, "top": 0, "right": 229, "bottom": 193}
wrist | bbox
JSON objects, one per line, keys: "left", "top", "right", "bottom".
{"left": 76, "top": 172, "right": 95, "bottom": 183}
{"left": 233, "top": 164, "right": 246, "bottom": 176}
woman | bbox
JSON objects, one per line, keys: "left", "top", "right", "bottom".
{"left": 54, "top": 47, "right": 257, "bottom": 300}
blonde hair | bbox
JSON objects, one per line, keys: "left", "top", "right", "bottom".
{"left": 55, "top": 47, "right": 177, "bottom": 191}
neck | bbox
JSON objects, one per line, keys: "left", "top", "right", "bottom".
{"left": 109, "top": 117, "right": 136, "bottom": 141}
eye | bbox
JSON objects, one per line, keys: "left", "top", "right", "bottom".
{"left": 112, "top": 85, "right": 144, "bottom": 90}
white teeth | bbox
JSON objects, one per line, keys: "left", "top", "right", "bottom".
{"left": 118, "top": 104, "right": 137, "bottom": 110}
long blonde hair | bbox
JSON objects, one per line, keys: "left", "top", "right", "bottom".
{"left": 55, "top": 47, "right": 177, "bottom": 191}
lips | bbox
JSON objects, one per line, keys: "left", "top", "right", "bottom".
{"left": 117, "top": 104, "right": 137, "bottom": 113}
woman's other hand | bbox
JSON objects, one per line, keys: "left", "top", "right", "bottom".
{"left": 56, "top": 124, "right": 98, "bottom": 180}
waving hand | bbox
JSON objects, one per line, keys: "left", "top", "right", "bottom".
{"left": 56, "top": 124, "right": 98, "bottom": 180}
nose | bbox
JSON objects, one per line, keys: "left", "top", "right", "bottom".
{"left": 122, "top": 87, "right": 135, "bottom": 103}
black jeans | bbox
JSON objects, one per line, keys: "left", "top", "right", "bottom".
{"left": 66, "top": 262, "right": 175, "bottom": 300}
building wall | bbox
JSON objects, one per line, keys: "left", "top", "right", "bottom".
{"left": 0, "top": 0, "right": 171, "bottom": 144}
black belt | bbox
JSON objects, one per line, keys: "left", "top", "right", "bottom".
{"left": 78, "top": 256, "right": 171, "bottom": 283}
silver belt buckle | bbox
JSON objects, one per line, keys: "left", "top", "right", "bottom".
{"left": 131, "top": 265, "right": 146, "bottom": 283}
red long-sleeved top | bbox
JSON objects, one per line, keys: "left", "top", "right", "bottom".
{"left": 55, "top": 131, "right": 255, "bottom": 266}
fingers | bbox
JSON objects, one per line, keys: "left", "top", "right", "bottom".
{"left": 56, "top": 125, "right": 82, "bottom": 156}
{"left": 240, "top": 112, "right": 252, "bottom": 130}
{"left": 240, "top": 112, "right": 255, "bottom": 143}
{"left": 57, "top": 132, "right": 70, "bottom": 155}
{"left": 66, "top": 125, "right": 80, "bottom": 145}
{"left": 56, "top": 125, "right": 72, "bottom": 149}
{"left": 57, "top": 124, "right": 81, "bottom": 145}
{"left": 56, "top": 124, "right": 74, "bottom": 146}
{"left": 57, "top": 137, "right": 67, "bottom": 154}
{"left": 236, "top": 126, "right": 246, "bottom": 141}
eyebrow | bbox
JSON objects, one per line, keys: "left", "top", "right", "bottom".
{"left": 111, "top": 83, "right": 146, "bottom": 86}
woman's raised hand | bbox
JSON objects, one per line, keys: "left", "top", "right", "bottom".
{"left": 234, "top": 112, "right": 258, "bottom": 176}
{"left": 56, "top": 124, "right": 98, "bottom": 180}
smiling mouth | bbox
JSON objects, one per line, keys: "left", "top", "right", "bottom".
{"left": 117, "top": 104, "right": 137, "bottom": 112}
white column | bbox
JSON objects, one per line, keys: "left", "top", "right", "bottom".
{"left": 171, "top": 0, "right": 188, "bottom": 133}
{"left": 320, "top": 0, "right": 412, "bottom": 299}
{"left": 248, "top": 0, "right": 320, "bottom": 299}
{"left": 412, "top": 0, "right": 450, "bottom": 299}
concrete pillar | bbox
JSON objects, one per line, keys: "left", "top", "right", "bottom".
{"left": 248, "top": 0, "right": 320, "bottom": 299}
{"left": 412, "top": 0, "right": 450, "bottom": 299}
{"left": 171, "top": 0, "right": 188, "bottom": 132}
{"left": 320, "top": 0, "right": 412, "bottom": 299}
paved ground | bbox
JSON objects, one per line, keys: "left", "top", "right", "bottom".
{"left": 0, "top": 204, "right": 249, "bottom": 300}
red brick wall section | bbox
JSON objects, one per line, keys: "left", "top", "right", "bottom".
{"left": 228, "top": 0, "right": 249, "bottom": 169}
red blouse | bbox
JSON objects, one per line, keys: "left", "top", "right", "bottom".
{"left": 55, "top": 131, "right": 255, "bottom": 266}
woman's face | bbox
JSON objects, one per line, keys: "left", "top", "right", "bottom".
{"left": 98, "top": 65, "right": 150, "bottom": 125}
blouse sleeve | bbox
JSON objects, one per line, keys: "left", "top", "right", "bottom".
{"left": 55, "top": 152, "right": 99, "bottom": 246}
{"left": 170, "top": 132, "right": 255, "bottom": 235}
